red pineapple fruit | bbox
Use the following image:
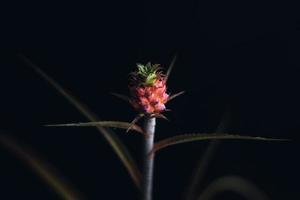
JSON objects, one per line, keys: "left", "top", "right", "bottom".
{"left": 129, "top": 63, "right": 169, "bottom": 116}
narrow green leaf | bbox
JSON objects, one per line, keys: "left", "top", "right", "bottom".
{"left": 165, "top": 53, "right": 177, "bottom": 82}
{"left": 47, "top": 121, "right": 145, "bottom": 135}
{"left": 0, "top": 134, "right": 84, "bottom": 200}
{"left": 19, "top": 54, "right": 142, "bottom": 189}
{"left": 152, "top": 133, "right": 288, "bottom": 154}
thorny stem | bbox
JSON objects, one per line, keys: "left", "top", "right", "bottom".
{"left": 143, "top": 117, "right": 156, "bottom": 200}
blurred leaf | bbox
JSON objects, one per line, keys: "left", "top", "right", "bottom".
{"left": 111, "top": 93, "right": 131, "bottom": 104}
{"left": 165, "top": 53, "right": 177, "bottom": 82}
{"left": 0, "top": 134, "right": 84, "bottom": 200}
{"left": 197, "top": 176, "right": 270, "bottom": 200}
{"left": 47, "top": 121, "right": 145, "bottom": 135}
{"left": 19, "top": 54, "right": 142, "bottom": 189}
{"left": 185, "top": 111, "right": 230, "bottom": 200}
{"left": 152, "top": 133, "right": 287, "bottom": 154}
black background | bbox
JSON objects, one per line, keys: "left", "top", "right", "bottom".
{"left": 0, "top": 1, "right": 299, "bottom": 199}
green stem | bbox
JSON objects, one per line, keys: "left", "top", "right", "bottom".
{"left": 143, "top": 117, "right": 156, "bottom": 200}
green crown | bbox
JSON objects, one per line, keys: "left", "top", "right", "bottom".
{"left": 136, "top": 62, "right": 160, "bottom": 85}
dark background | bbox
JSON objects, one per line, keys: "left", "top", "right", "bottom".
{"left": 0, "top": 1, "right": 299, "bottom": 199}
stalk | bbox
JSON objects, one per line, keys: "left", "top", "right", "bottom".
{"left": 142, "top": 117, "right": 156, "bottom": 200}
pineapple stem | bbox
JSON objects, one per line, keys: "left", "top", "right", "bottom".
{"left": 142, "top": 117, "right": 156, "bottom": 200}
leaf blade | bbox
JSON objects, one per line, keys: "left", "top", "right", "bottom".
{"left": 165, "top": 53, "right": 177, "bottom": 82}
{"left": 152, "top": 133, "right": 288, "bottom": 154}
{"left": 47, "top": 121, "right": 145, "bottom": 135}
{"left": 185, "top": 111, "right": 231, "bottom": 200}
{"left": 19, "top": 54, "right": 142, "bottom": 189}
{"left": 167, "top": 91, "right": 185, "bottom": 102}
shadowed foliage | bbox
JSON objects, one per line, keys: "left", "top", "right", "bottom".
{"left": 197, "top": 176, "right": 270, "bottom": 200}
{"left": 0, "top": 133, "right": 83, "bottom": 200}
{"left": 19, "top": 54, "right": 142, "bottom": 189}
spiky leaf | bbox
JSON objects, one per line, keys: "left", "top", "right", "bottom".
{"left": 152, "top": 133, "right": 287, "bottom": 154}
{"left": 47, "top": 121, "right": 145, "bottom": 135}
{"left": 166, "top": 54, "right": 177, "bottom": 82}
{"left": 167, "top": 91, "right": 185, "bottom": 102}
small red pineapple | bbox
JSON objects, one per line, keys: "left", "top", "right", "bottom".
{"left": 129, "top": 63, "right": 169, "bottom": 115}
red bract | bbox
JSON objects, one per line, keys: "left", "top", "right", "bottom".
{"left": 130, "top": 67, "right": 169, "bottom": 115}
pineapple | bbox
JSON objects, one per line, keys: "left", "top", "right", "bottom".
{"left": 129, "top": 63, "right": 169, "bottom": 115}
